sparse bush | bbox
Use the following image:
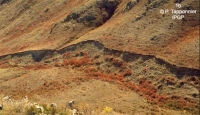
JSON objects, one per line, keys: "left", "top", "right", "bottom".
{"left": 103, "top": 106, "right": 113, "bottom": 114}
{"left": 123, "top": 69, "right": 132, "bottom": 77}
{"left": 54, "top": 61, "right": 62, "bottom": 67}
{"left": 112, "top": 58, "right": 123, "bottom": 67}
{"left": 59, "top": 111, "right": 71, "bottom": 115}
{"left": 25, "top": 106, "right": 38, "bottom": 115}
{"left": 62, "top": 52, "right": 90, "bottom": 67}
{"left": 166, "top": 100, "right": 181, "bottom": 110}
{"left": 77, "top": 103, "right": 92, "bottom": 115}
{"left": 62, "top": 52, "right": 71, "bottom": 58}
{"left": 104, "top": 55, "right": 114, "bottom": 62}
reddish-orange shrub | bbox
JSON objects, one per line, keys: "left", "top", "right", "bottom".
{"left": 0, "top": 63, "right": 9, "bottom": 68}
{"left": 54, "top": 61, "right": 62, "bottom": 67}
{"left": 116, "top": 74, "right": 124, "bottom": 81}
{"left": 62, "top": 52, "right": 71, "bottom": 58}
{"left": 80, "top": 54, "right": 90, "bottom": 64}
{"left": 84, "top": 66, "right": 98, "bottom": 73}
{"left": 63, "top": 59, "right": 70, "bottom": 65}
{"left": 157, "top": 96, "right": 169, "bottom": 102}
{"left": 62, "top": 53, "right": 90, "bottom": 67}
{"left": 82, "top": 64, "right": 198, "bottom": 110}
{"left": 112, "top": 58, "right": 123, "bottom": 67}
{"left": 0, "top": 60, "right": 7, "bottom": 65}
{"left": 71, "top": 57, "right": 82, "bottom": 67}
{"left": 123, "top": 69, "right": 132, "bottom": 77}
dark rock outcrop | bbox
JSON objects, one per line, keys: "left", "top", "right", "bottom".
{"left": 0, "top": 0, "right": 12, "bottom": 5}
{"left": 64, "top": 0, "right": 120, "bottom": 27}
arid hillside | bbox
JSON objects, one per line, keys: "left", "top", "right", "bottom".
{"left": 0, "top": 0, "right": 199, "bottom": 115}
{"left": 0, "top": 0, "right": 199, "bottom": 69}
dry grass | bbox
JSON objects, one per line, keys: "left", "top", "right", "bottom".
{"left": 0, "top": 98, "right": 125, "bottom": 115}
{"left": 0, "top": 35, "right": 199, "bottom": 115}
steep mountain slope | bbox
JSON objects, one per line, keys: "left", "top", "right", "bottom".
{"left": 0, "top": 0, "right": 199, "bottom": 69}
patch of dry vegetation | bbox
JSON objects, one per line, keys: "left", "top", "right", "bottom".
{"left": 0, "top": 96, "right": 122, "bottom": 115}
{"left": 0, "top": 41, "right": 199, "bottom": 114}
